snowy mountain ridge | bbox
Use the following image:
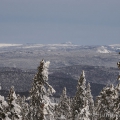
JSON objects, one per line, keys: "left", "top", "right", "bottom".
{"left": 0, "top": 43, "right": 119, "bottom": 69}
{"left": 0, "top": 43, "right": 78, "bottom": 48}
{"left": 0, "top": 43, "right": 120, "bottom": 53}
{"left": 0, "top": 44, "right": 22, "bottom": 47}
{"left": 97, "top": 46, "right": 111, "bottom": 53}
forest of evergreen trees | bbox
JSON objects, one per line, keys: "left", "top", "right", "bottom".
{"left": 0, "top": 57, "right": 120, "bottom": 120}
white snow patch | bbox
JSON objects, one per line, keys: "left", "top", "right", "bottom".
{"left": 0, "top": 43, "right": 78, "bottom": 49}
{"left": 109, "top": 44, "right": 120, "bottom": 47}
{"left": 97, "top": 46, "right": 111, "bottom": 53}
{"left": 22, "top": 43, "right": 78, "bottom": 49}
{"left": 109, "top": 44, "right": 120, "bottom": 50}
{"left": 0, "top": 44, "right": 22, "bottom": 47}
{"left": 0, "top": 95, "right": 8, "bottom": 107}
{"left": 0, "top": 95, "right": 4, "bottom": 101}
{"left": 23, "top": 44, "right": 44, "bottom": 48}
{"left": 46, "top": 44, "right": 78, "bottom": 47}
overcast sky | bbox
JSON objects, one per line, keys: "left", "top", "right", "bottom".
{"left": 0, "top": 0, "right": 120, "bottom": 45}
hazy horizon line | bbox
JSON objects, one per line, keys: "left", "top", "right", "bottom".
{"left": 0, "top": 42, "right": 120, "bottom": 46}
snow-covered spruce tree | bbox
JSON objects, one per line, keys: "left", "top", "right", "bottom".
{"left": 71, "top": 70, "right": 90, "bottom": 120}
{"left": 113, "top": 86, "right": 120, "bottom": 120}
{"left": 116, "top": 52, "right": 120, "bottom": 91}
{"left": 114, "top": 52, "right": 120, "bottom": 119}
{"left": 16, "top": 95, "right": 29, "bottom": 120}
{"left": 86, "top": 83, "right": 94, "bottom": 119}
{"left": 0, "top": 95, "right": 7, "bottom": 119}
{"left": 114, "top": 83, "right": 120, "bottom": 120}
{"left": 29, "top": 60, "right": 55, "bottom": 120}
{"left": 6, "top": 86, "right": 22, "bottom": 120}
{"left": 113, "top": 84, "right": 120, "bottom": 116}
{"left": 75, "top": 99, "right": 90, "bottom": 120}
{"left": 21, "top": 96, "right": 29, "bottom": 120}
{"left": 95, "top": 84, "right": 119, "bottom": 120}
{"left": 54, "top": 87, "right": 71, "bottom": 120}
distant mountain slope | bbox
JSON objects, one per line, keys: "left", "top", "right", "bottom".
{"left": 52, "top": 65, "right": 119, "bottom": 85}
{"left": 0, "top": 44, "right": 120, "bottom": 69}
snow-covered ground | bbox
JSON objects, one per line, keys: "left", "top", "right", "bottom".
{"left": 109, "top": 44, "right": 120, "bottom": 50}
{"left": 97, "top": 46, "right": 111, "bottom": 53}
{"left": 0, "top": 43, "right": 119, "bottom": 53}
{"left": 0, "top": 44, "right": 22, "bottom": 47}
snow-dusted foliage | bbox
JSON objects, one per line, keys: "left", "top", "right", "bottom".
{"left": 71, "top": 71, "right": 91, "bottom": 120}
{"left": 0, "top": 95, "right": 8, "bottom": 119}
{"left": 54, "top": 87, "right": 71, "bottom": 120}
{"left": 6, "top": 86, "right": 22, "bottom": 120}
{"left": 16, "top": 95, "right": 29, "bottom": 120}
{"left": 75, "top": 100, "right": 90, "bottom": 120}
{"left": 86, "top": 83, "right": 94, "bottom": 119}
{"left": 29, "top": 60, "right": 55, "bottom": 120}
{"left": 95, "top": 84, "right": 119, "bottom": 120}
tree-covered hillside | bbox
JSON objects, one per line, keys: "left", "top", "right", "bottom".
{"left": 0, "top": 65, "right": 117, "bottom": 97}
{"left": 0, "top": 59, "right": 120, "bottom": 120}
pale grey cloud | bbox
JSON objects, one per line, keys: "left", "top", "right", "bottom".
{"left": 0, "top": 0, "right": 120, "bottom": 45}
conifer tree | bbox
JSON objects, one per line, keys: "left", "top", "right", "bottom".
{"left": 71, "top": 70, "right": 90, "bottom": 120}
{"left": 86, "top": 83, "right": 94, "bottom": 119}
{"left": 0, "top": 95, "right": 6, "bottom": 119}
{"left": 95, "top": 84, "right": 119, "bottom": 120}
{"left": 29, "top": 60, "right": 55, "bottom": 120}
{"left": 115, "top": 85, "right": 120, "bottom": 120}
{"left": 75, "top": 99, "right": 90, "bottom": 120}
{"left": 114, "top": 52, "right": 120, "bottom": 119}
{"left": 21, "top": 96, "right": 29, "bottom": 120}
{"left": 7, "top": 86, "right": 22, "bottom": 120}
{"left": 54, "top": 87, "right": 71, "bottom": 120}
{"left": 16, "top": 95, "right": 29, "bottom": 120}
